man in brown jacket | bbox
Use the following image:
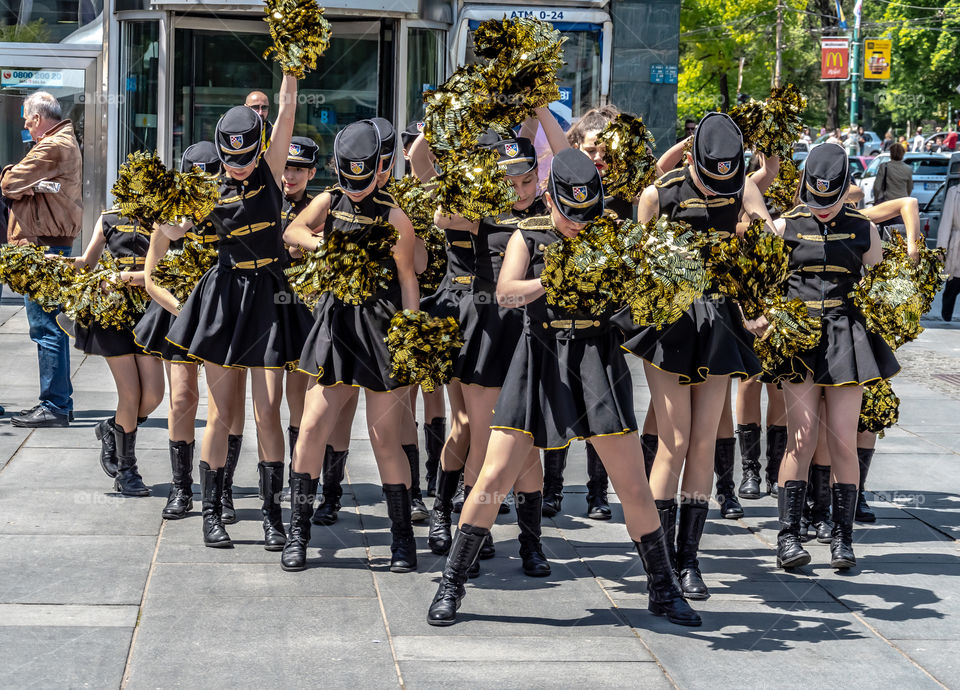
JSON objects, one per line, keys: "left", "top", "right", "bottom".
{"left": 0, "top": 91, "right": 82, "bottom": 427}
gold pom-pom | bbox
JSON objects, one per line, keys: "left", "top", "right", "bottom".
{"left": 432, "top": 148, "right": 517, "bottom": 222}
{"left": 0, "top": 244, "right": 76, "bottom": 312}
{"left": 597, "top": 114, "right": 658, "bottom": 202}
{"left": 386, "top": 176, "right": 445, "bottom": 292}
{"left": 385, "top": 309, "right": 464, "bottom": 392}
{"left": 152, "top": 240, "right": 218, "bottom": 304}
{"left": 753, "top": 296, "right": 822, "bottom": 373}
{"left": 262, "top": 0, "right": 332, "bottom": 79}
{"left": 422, "top": 65, "right": 493, "bottom": 154}
{"left": 112, "top": 151, "right": 219, "bottom": 227}
{"left": 61, "top": 252, "right": 149, "bottom": 329}
{"left": 706, "top": 218, "right": 790, "bottom": 319}
{"left": 855, "top": 233, "right": 946, "bottom": 349}
{"left": 764, "top": 158, "right": 800, "bottom": 215}
{"left": 622, "top": 216, "right": 713, "bottom": 327}
{"left": 730, "top": 84, "right": 807, "bottom": 159}
{"left": 285, "top": 219, "right": 397, "bottom": 308}
{"left": 859, "top": 379, "right": 900, "bottom": 436}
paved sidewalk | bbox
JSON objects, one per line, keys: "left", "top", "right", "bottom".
{"left": 1, "top": 299, "right": 959, "bottom": 689}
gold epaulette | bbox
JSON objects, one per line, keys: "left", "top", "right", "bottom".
{"left": 781, "top": 207, "right": 811, "bottom": 219}
{"left": 845, "top": 209, "right": 869, "bottom": 221}
{"left": 374, "top": 190, "right": 399, "bottom": 209}
{"left": 330, "top": 209, "right": 376, "bottom": 225}
{"left": 654, "top": 169, "right": 685, "bottom": 188}
{"left": 517, "top": 215, "right": 554, "bottom": 231}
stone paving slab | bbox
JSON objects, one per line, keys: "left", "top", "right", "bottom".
{"left": 397, "top": 661, "right": 673, "bottom": 689}
{"left": 0, "top": 626, "right": 133, "bottom": 689}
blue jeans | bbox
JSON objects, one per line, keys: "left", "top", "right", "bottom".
{"left": 24, "top": 245, "right": 73, "bottom": 415}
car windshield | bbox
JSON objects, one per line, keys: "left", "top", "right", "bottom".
{"left": 926, "top": 184, "right": 946, "bottom": 212}
{"left": 849, "top": 158, "right": 865, "bottom": 174}
{"left": 864, "top": 155, "right": 887, "bottom": 176}
{"left": 911, "top": 159, "right": 948, "bottom": 176}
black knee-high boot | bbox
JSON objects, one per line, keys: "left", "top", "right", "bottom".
{"left": 384, "top": 483, "right": 418, "bottom": 572}
{"left": 281, "top": 471, "right": 318, "bottom": 571}
{"left": 312, "top": 446, "right": 348, "bottom": 525}
{"left": 162, "top": 440, "right": 194, "bottom": 519}
{"left": 641, "top": 433, "right": 658, "bottom": 480}
{"left": 635, "top": 527, "right": 702, "bottom": 627}
{"left": 424, "top": 417, "right": 446, "bottom": 497}
{"left": 808, "top": 464, "right": 833, "bottom": 543}
{"left": 463, "top": 484, "right": 496, "bottom": 561}
{"left": 427, "top": 524, "right": 490, "bottom": 626}
{"left": 280, "top": 425, "right": 299, "bottom": 503}
{"left": 428, "top": 467, "right": 462, "bottom": 555}
{"left": 855, "top": 447, "right": 877, "bottom": 523}
{"left": 221, "top": 434, "right": 242, "bottom": 524}
{"left": 95, "top": 416, "right": 118, "bottom": 478}
{"left": 586, "top": 443, "right": 612, "bottom": 520}
{"left": 655, "top": 498, "right": 678, "bottom": 572}
{"left": 676, "top": 497, "right": 710, "bottom": 600}
{"left": 516, "top": 491, "right": 551, "bottom": 576}
{"left": 114, "top": 424, "right": 150, "bottom": 497}
{"left": 199, "top": 461, "right": 232, "bottom": 548}
{"left": 830, "top": 483, "right": 858, "bottom": 569}
{"left": 737, "top": 423, "right": 763, "bottom": 499}
{"left": 541, "top": 447, "right": 568, "bottom": 517}
{"left": 714, "top": 437, "right": 743, "bottom": 519}
{"left": 777, "top": 480, "right": 811, "bottom": 569}
{"left": 765, "top": 425, "right": 787, "bottom": 496}
{"left": 259, "top": 462, "right": 287, "bottom": 551}
{"left": 403, "top": 443, "right": 428, "bottom": 522}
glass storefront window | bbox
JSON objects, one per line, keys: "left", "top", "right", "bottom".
{"left": 407, "top": 28, "right": 442, "bottom": 124}
{"left": 174, "top": 22, "right": 381, "bottom": 190}
{"left": 119, "top": 21, "right": 159, "bottom": 158}
{"left": 0, "top": 1, "right": 103, "bottom": 44}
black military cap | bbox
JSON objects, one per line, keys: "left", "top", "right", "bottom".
{"left": 334, "top": 120, "right": 381, "bottom": 193}
{"left": 548, "top": 148, "right": 604, "bottom": 223}
{"left": 215, "top": 105, "right": 263, "bottom": 168}
{"left": 800, "top": 142, "right": 849, "bottom": 209}
{"left": 400, "top": 120, "right": 425, "bottom": 150}
{"left": 477, "top": 127, "right": 503, "bottom": 148}
{"left": 371, "top": 117, "right": 397, "bottom": 171}
{"left": 693, "top": 112, "right": 745, "bottom": 196}
{"left": 286, "top": 136, "right": 319, "bottom": 168}
{"left": 492, "top": 136, "right": 537, "bottom": 175}
{"left": 180, "top": 141, "right": 222, "bottom": 175}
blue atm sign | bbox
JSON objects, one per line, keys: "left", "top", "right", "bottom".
{"left": 507, "top": 8, "right": 566, "bottom": 21}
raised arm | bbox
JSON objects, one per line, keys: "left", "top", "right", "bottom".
{"left": 635, "top": 185, "right": 660, "bottom": 224}
{"left": 741, "top": 177, "right": 776, "bottom": 232}
{"left": 535, "top": 106, "right": 570, "bottom": 155}
{"left": 282, "top": 191, "right": 331, "bottom": 251}
{"left": 496, "top": 230, "right": 540, "bottom": 308}
{"left": 656, "top": 137, "right": 689, "bottom": 176}
{"left": 409, "top": 133, "right": 437, "bottom": 182}
{"left": 863, "top": 222, "right": 883, "bottom": 267}
{"left": 748, "top": 154, "right": 781, "bottom": 194}
{"left": 863, "top": 196, "right": 920, "bottom": 262}
{"left": 264, "top": 72, "right": 298, "bottom": 184}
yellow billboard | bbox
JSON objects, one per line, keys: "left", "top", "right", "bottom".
{"left": 864, "top": 39, "right": 891, "bottom": 81}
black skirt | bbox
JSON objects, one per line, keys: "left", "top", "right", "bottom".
{"left": 454, "top": 297, "right": 524, "bottom": 388}
{"left": 618, "top": 295, "right": 761, "bottom": 385}
{"left": 165, "top": 264, "right": 313, "bottom": 369}
{"left": 421, "top": 275, "right": 470, "bottom": 321}
{"left": 491, "top": 328, "right": 638, "bottom": 449}
{"left": 134, "top": 301, "right": 192, "bottom": 363}
{"left": 772, "top": 308, "right": 900, "bottom": 386}
{"left": 297, "top": 289, "right": 404, "bottom": 392}
{"left": 71, "top": 322, "right": 143, "bottom": 358}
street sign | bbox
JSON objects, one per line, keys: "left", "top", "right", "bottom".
{"left": 821, "top": 37, "right": 850, "bottom": 81}
{"left": 863, "top": 38, "right": 891, "bottom": 80}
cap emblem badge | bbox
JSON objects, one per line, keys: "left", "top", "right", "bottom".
{"left": 350, "top": 161, "right": 364, "bottom": 175}
{"left": 504, "top": 142, "right": 519, "bottom": 158}
{"left": 572, "top": 185, "right": 588, "bottom": 202}
{"left": 717, "top": 161, "right": 731, "bottom": 175}
{"left": 816, "top": 178, "right": 830, "bottom": 193}
{"left": 289, "top": 143, "right": 302, "bottom": 156}
{"left": 229, "top": 135, "right": 243, "bottom": 149}
{"left": 416, "top": 121, "right": 425, "bottom": 132}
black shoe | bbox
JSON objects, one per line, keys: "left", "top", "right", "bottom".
{"left": 737, "top": 423, "right": 762, "bottom": 499}
{"left": 162, "top": 440, "right": 194, "bottom": 519}
{"left": 427, "top": 523, "right": 490, "bottom": 626}
{"left": 765, "top": 425, "right": 787, "bottom": 497}
{"left": 516, "top": 491, "right": 551, "bottom": 576}
{"left": 676, "top": 497, "right": 710, "bottom": 600}
{"left": 641, "top": 433, "right": 658, "bottom": 479}
{"left": 221, "top": 434, "right": 242, "bottom": 525}
{"left": 281, "top": 471, "right": 318, "bottom": 571}
{"left": 855, "top": 447, "right": 877, "bottom": 523}
{"left": 199, "top": 461, "right": 232, "bottom": 548}
{"left": 586, "top": 443, "right": 612, "bottom": 520}
{"left": 114, "top": 424, "right": 150, "bottom": 497}
{"left": 312, "top": 446, "right": 347, "bottom": 525}
{"left": 655, "top": 498, "right": 678, "bottom": 572}
{"left": 714, "top": 437, "right": 743, "bottom": 519}
{"left": 403, "top": 443, "right": 429, "bottom": 522}
{"left": 423, "top": 417, "right": 446, "bottom": 497}
{"left": 428, "top": 468, "right": 461, "bottom": 555}
{"left": 499, "top": 490, "right": 512, "bottom": 515}
{"left": 451, "top": 474, "right": 465, "bottom": 513}
{"left": 776, "top": 480, "right": 811, "bottom": 569}
{"left": 280, "top": 425, "right": 299, "bottom": 503}
{"left": 384, "top": 483, "right": 418, "bottom": 573}
{"left": 541, "top": 447, "right": 568, "bottom": 517}
{"left": 830, "top": 483, "right": 858, "bottom": 569}
{"left": 11, "top": 405, "right": 68, "bottom": 428}
{"left": 259, "top": 462, "right": 287, "bottom": 551}
{"left": 95, "top": 417, "right": 118, "bottom": 478}
{"left": 635, "top": 527, "right": 702, "bottom": 627}
{"left": 809, "top": 464, "right": 833, "bottom": 544}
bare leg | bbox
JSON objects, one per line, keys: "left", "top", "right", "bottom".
{"left": 106, "top": 355, "right": 142, "bottom": 432}
{"left": 134, "top": 354, "right": 165, "bottom": 419}
{"left": 460, "top": 385, "right": 502, "bottom": 487}
{"left": 165, "top": 361, "right": 200, "bottom": 442}
{"left": 201, "top": 365, "right": 244, "bottom": 469}
{"left": 250, "top": 368, "right": 285, "bottom": 462}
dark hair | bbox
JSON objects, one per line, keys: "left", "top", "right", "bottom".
{"left": 567, "top": 105, "right": 621, "bottom": 147}
{"left": 890, "top": 143, "right": 905, "bottom": 160}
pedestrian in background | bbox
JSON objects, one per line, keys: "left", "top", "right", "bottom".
{"left": 912, "top": 126, "right": 925, "bottom": 152}
{"left": 0, "top": 91, "right": 82, "bottom": 428}
{"left": 937, "top": 182, "right": 960, "bottom": 321}
{"left": 873, "top": 143, "right": 912, "bottom": 235}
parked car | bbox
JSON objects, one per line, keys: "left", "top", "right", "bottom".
{"left": 848, "top": 155, "right": 875, "bottom": 179}
{"left": 920, "top": 182, "right": 946, "bottom": 247}
{"left": 792, "top": 150, "right": 809, "bottom": 167}
{"left": 810, "top": 130, "right": 882, "bottom": 155}
{"left": 858, "top": 152, "right": 950, "bottom": 206}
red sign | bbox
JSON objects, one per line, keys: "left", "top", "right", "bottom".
{"left": 821, "top": 38, "right": 850, "bottom": 81}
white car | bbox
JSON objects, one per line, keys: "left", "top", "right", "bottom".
{"left": 858, "top": 152, "right": 950, "bottom": 206}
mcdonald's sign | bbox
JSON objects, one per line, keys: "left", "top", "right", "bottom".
{"left": 821, "top": 37, "right": 850, "bottom": 81}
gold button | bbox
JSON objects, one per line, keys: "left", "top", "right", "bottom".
{"left": 243, "top": 180, "right": 248, "bottom": 187}
{"left": 593, "top": 321, "right": 600, "bottom": 327}
{"left": 538, "top": 244, "right": 546, "bottom": 251}
{"left": 542, "top": 323, "right": 548, "bottom": 329}
{"left": 830, "top": 222, "right": 835, "bottom": 227}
